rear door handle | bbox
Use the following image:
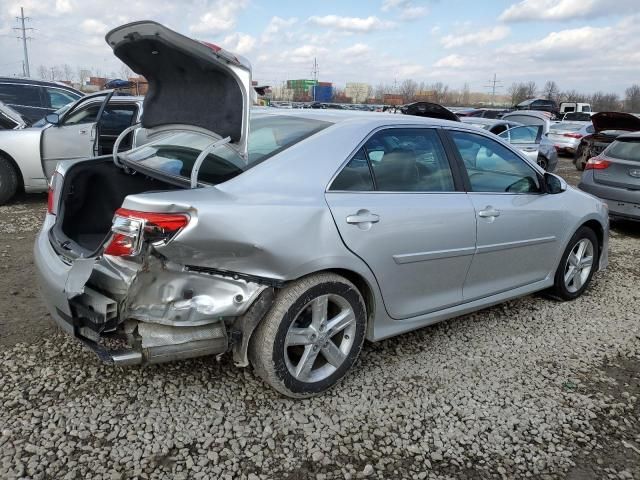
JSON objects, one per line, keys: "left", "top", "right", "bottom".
{"left": 346, "top": 212, "right": 380, "bottom": 224}
{"left": 478, "top": 207, "right": 500, "bottom": 218}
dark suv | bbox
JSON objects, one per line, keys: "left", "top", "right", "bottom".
{"left": 0, "top": 77, "right": 83, "bottom": 125}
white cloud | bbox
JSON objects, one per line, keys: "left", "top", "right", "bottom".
{"left": 433, "top": 54, "right": 468, "bottom": 68}
{"left": 381, "top": 0, "right": 428, "bottom": 21}
{"left": 262, "top": 16, "right": 297, "bottom": 42}
{"left": 80, "top": 19, "right": 109, "bottom": 35}
{"left": 440, "top": 26, "right": 510, "bottom": 48}
{"left": 222, "top": 32, "right": 256, "bottom": 55}
{"left": 307, "top": 15, "right": 395, "bottom": 32}
{"left": 189, "top": 0, "right": 248, "bottom": 34}
{"left": 341, "top": 43, "right": 371, "bottom": 56}
{"left": 499, "top": 0, "right": 637, "bottom": 22}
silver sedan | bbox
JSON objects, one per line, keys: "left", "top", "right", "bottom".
{"left": 35, "top": 21, "right": 609, "bottom": 397}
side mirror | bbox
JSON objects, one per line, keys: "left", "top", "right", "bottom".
{"left": 545, "top": 172, "right": 567, "bottom": 194}
{"left": 45, "top": 113, "right": 60, "bottom": 125}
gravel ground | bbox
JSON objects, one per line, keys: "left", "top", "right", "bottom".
{"left": 1, "top": 157, "right": 639, "bottom": 479}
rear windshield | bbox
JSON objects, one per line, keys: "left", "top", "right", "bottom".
{"left": 123, "top": 115, "right": 331, "bottom": 184}
{"left": 605, "top": 138, "right": 640, "bottom": 162}
{"left": 550, "top": 123, "right": 583, "bottom": 132}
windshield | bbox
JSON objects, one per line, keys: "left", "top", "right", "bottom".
{"left": 32, "top": 102, "right": 74, "bottom": 128}
{"left": 605, "top": 138, "right": 640, "bottom": 162}
{"left": 123, "top": 115, "right": 332, "bottom": 184}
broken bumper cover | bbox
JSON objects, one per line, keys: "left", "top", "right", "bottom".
{"left": 34, "top": 219, "right": 269, "bottom": 365}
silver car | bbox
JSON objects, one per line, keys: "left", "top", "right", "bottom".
{"left": 0, "top": 92, "right": 145, "bottom": 204}
{"left": 35, "top": 21, "right": 609, "bottom": 397}
{"left": 579, "top": 131, "right": 640, "bottom": 221}
{"left": 548, "top": 121, "right": 594, "bottom": 155}
{"left": 501, "top": 110, "right": 559, "bottom": 171}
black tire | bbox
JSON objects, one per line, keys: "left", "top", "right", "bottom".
{"left": 536, "top": 155, "right": 549, "bottom": 170}
{"left": 0, "top": 155, "right": 19, "bottom": 205}
{"left": 249, "top": 273, "right": 366, "bottom": 398}
{"left": 548, "top": 227, "right": 599, "bottom": 301}
{"left": 574, "top": 144, "right": 586, "bottom": 171}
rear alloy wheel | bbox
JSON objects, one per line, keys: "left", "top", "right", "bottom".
{"left": 249, "top": 273, "right": 366, "bottom": 397}
{"left": 548, "top": 227, "right": 599, "bottom": 300}
{"left": 536, "top": 155, "right": 549, "bottom": 170}
{"left": 0, "top": 155, "right": 19, "bottom": 205}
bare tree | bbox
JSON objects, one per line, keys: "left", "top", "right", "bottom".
{"left": 590, "top": 91, "right": 621, "bottom": 112}
{"left": 525, "top": 81, "right": 537, "bottom": 98}
{"left": 508, "top": 82, "right": 528, "bottom": 106}
{"left": 399, "top": 79, "right": 418, "bottom": 103}
{"left": 119, "top": 63, "right": 133, "bottom": 80}
{"left": 373, "top": 83, "right": 385, "bottom": 102}
{"left": 37, "top": 65, "right": 50, "bottom": 80}
{"left": 625, "top": 84, "right": 640, "bottom": 113}
{"left": 561, "top": 89, "right": 589, "bottom": 103}
{"left": 60, "top": 64, "right": 74, "bottom": 82}
{"left": 462, "top": 83, "right": 470, "bottom": 106}
{"left": 429, "top": 82, "right": 449, "bottom": 104}
{"left": 542, "top": 80, "right": 560, "bottom": 102}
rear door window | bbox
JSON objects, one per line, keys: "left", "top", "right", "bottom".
{"left": 329, "top": 148, "right": 374, "bottom": 191}
{"left": 45, "top": 88, "right": 79, "bottom": 109}
{"left": 0, "top": 84, "right": 42, "bottom": 107}
{"left": 99, "top": 104, "right": 138, "bottom": 135}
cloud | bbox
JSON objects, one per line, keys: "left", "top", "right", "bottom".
{"left": 189, "top": 0, "right": 248, "bottom": 34}
{"left": 341, "top": 43, "right": 371, "bottom": 56}
{"left": 440, "top": 26, "right": 510, "bottom": 48}
{"left": 307, "top": 15, "right": 395, "bottom": 32}
{"left": 381, "top": 0, "right": 428, "bottom": 21}
{"left": 222, "top": 32, "right": 256, "bottom": 55}
{"left": 262, "top": 16, "right": 297, "bottom": 42}
{"left": 499, "top": 0, "right": 638, "bottom": 22}
{"left": 80, "top": 19, "right": 109, "bottom": 35}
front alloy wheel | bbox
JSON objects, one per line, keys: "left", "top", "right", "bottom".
{"left": 563, "top": 238, "right": 594, "bottom": 293}
{"left": 249, "top": 273, "right": 366, "bottom": 397}
{"left": 549, "top": 226, "right": 599, "bottom": 300}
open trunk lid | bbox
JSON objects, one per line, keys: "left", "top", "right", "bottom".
{"left": 590, "top": 112, "right": 640, "bottom": 134}
{"left": 105, "top": 20, "right": 251, "bottom": 159}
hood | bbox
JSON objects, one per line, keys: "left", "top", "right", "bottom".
{"left": 400, "top": 102, "right": 460, "bottom": 122}
{"left": 590, "top": 112, "right": 640, "bottom": 134}
{"left": 105, "top": 21, "right": 251, "bottom": 158}
{"left": 0, "top": 101, "right": 26, "bottom": 129}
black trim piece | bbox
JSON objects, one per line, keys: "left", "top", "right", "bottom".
{"left": 185, "top": 265, "right": 285, "bottom": 288}
{"left": 437, "top": 128, "right": 468, "bottom": 192}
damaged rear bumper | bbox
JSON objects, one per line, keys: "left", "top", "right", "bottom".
{"left": 34, "top": 217, "right": 272, "bottom": 366}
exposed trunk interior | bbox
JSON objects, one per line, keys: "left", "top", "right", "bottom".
{"left": 54, "top": 159, "right": 180, "bottom": 254}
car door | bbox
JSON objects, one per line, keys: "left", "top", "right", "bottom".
{"left": 95, "top": 102, "right": 139, "bottom": 155}
{"left": 498, "top": 125, "right": 543, "bottom": 163}
{"left": 325, "top": 127, "right": 477, "bottom": 319}
{"left": 446, "top": 129, "right": 566, "bottom": 300}
{"left": 40, "top": 95, "right": 110, "bottom": 177}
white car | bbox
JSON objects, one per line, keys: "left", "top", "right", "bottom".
{"left": 0, "top": 92, "right": 146, "bottom": 204}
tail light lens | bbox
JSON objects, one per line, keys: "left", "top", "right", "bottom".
{"left": 563, "top": 132, "right": 583, "bottom": 139}
{"left": 103, "top": 208, "right": 190, "bottom": 257}
{"left": 585, "top": 157, "right": 611, "bottom": 170}
{"left": 47, "top": 172, "right": 62, "bottom": 215}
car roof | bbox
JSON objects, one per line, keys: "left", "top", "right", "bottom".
{"left": 251, "top": 107, "right": 465, "bottom": 128}
{"left": 0, "top": 77, "right": 82, "bottom": 94}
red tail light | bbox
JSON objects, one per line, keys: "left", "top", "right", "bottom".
{"left": 47, "top": 172, "right": 62, "bottom": 215}
{"left": 585, "top": 157, "right": 611, "bottom": 170}
{"left": 563, "top": 132, "right": 583, "bottom": 139}
{"left": 103, "top": 208, "right": 190, "bottom": 257}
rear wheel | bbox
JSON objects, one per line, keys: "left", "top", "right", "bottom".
{"left": 249, "top": 273, "right": 366, "bottom": 398}
{"left": 536, "top": 155, "right": 548, "bottom": 170}
{"left": 548, "top": 227, "right": 599, "bottom": 300}
{"left": 574, "top": 144, "right": 587, "bottom": 171}
{"left": 0, "top": 154, "right": 19, "bottom": 205}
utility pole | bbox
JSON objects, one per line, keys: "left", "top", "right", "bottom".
{"left": 484, "top": 73, "right": 503, "bottom": 107}
{"left": 14, "top": 7, "right": 32, "bottom": 78}
{"left": 311, "top": 57, "right": 319, "bottom": 102}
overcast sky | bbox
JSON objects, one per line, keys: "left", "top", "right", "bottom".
{"left": 0, "top": 0, "right": 638, "bottom": 94}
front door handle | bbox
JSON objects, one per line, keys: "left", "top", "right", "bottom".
{"left": 346, "top": 211, "right": 380, "bottom": 224}
{"left": 478, "top": 206, "right": 500, "bottom": 218}
{"left": 79, "top": 129, "right": 88, "bottom": 135}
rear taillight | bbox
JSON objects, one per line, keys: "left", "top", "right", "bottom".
{"left": 103, "top": 208, "right": 190, "bottom": 257}
{"left": 563, "top": 132, "right": 583, "bottom": 139}
{"left": 585, "top": 157, "right": 611, "bottom": 170}
{"left": 47, "top": 172, "right": 62, "bottom": 215}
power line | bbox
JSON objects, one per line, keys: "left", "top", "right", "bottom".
{"left": 484, "top": 73, "right": 503, "bottom": 107}
{"left": 13, "top": 7, "right": 33, "bottom": 77}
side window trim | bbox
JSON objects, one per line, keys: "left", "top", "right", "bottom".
{"left": 442, "top": 127, "right": 545, "bottom": 195}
